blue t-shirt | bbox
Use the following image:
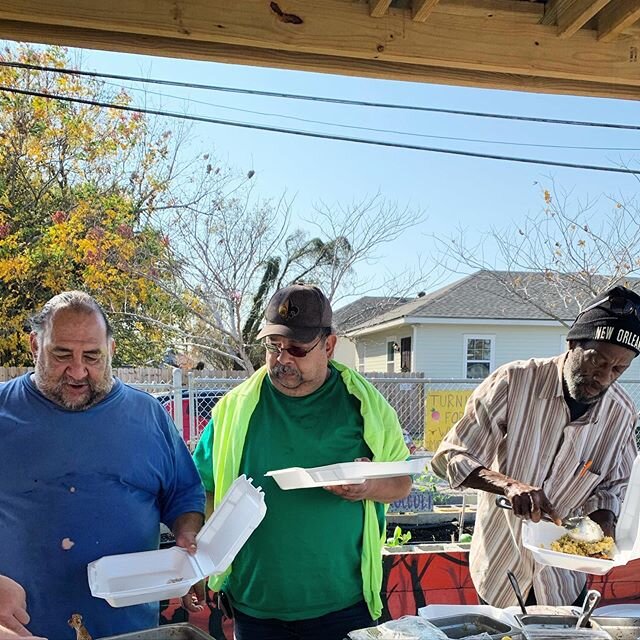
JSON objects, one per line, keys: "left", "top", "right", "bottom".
{"left": 0, "top": 375, "right": 205, "bottom": 640}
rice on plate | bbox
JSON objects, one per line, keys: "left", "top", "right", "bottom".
{"left": 550, "top": 534, "right": 615, "bottom": 559}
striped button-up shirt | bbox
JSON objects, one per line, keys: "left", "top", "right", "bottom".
{"left": 431, "top": 354, "right": 637, "bottom": 607}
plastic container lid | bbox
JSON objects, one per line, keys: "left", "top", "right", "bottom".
{"left": 265, "top": 458, "right": 427, "bottom": 490}
{"left": 522, "top": 454, "right": 640, "bottom": 575}
{"left": 87, "top": 475, "right": 266, "bottom": 607}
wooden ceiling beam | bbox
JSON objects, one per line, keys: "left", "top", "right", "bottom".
{"left": 369, "top": 0, "right": 392, "bottom": 18}
{"left": 598, "top": 0, "right": 640, "bottom": 42}
{"left": 541, "top": 0, "right": 612, "bottom": 38}
{"left": 0, "top": 17, "right": 639, "bottom": 100}
{"left": 0, "top": 0, "right": 639, "bottom": 99}
{"left": 412, "top": 0, "right": 442, "bottom": 23}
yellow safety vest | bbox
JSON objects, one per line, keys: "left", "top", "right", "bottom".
{"left": 208, "top": 361, "right": 408, "bottom": 619}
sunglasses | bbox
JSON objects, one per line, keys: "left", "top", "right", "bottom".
{"left": 264, "top": 337, "right": 322, "bottom": 358}
{"left": 580, "top": 293, "right": 640, "bottom": 320}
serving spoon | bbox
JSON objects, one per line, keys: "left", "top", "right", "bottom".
{"left": 495, "top": 496, "right": 604, "bottom": 543}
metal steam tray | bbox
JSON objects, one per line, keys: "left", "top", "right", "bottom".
{"left": 429, "top": 613, "right": 520, "bottom": 639}
{"left": 592, "top": 617, "right": 640, "bottom": 640}
{"left": 97, "top": 623, "right": 215, "bottom": 640}
{"left": 516, "top": 614, "right": 611, "bottom": 639}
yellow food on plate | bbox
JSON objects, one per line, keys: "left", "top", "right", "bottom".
{"left": 549, "top": 534, "right": 615, "bottom": 559}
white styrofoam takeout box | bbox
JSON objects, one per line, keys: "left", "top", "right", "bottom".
{"left": 522, "top": 454, "right": 640, "bottom": 575}
{"left": 265, "top": 457, "right": 427, "bottom": 490}
{"left": 87, "top": 475, "right": 266, "bottom": 607}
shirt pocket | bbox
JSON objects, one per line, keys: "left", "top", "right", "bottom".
{"left": 553, "top": 468, "right": 602, "bottom": 516}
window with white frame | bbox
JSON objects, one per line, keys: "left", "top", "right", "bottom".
{"left": 357, "top": 343, "right": 366, "bottom": 372}
{"left": 386, "top": 339, "right": 397, "bottom": 373}
{"left": 464, "top": 335, "right": 494, "bottom": 379}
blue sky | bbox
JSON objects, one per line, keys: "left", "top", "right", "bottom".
{"left": 15, "top": 42, "right": 640, "bottom": 301}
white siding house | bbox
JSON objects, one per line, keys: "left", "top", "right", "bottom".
{"left": 337, "top": 271, "right": 640, "bottom": 380}
{"left": 332, "top": 335, "right": 357, "bottom": 369}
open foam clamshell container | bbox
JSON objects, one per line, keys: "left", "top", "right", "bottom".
{"left": 522, "top": 454, "right": 640, "bottom": 575}
{"left": 88, "top": 475, "right": 266, "bottom": 607}
{"left": 265, "top": 457, "right": 427, "bottom": 490}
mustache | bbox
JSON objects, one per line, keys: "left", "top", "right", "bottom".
{"left": 574, "top": 374, "right": 603, "bottom": 391}
{"left": 271, "top": 363, "right": 298, "bottom": 376}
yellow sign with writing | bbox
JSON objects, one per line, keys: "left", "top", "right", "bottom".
{"left": 424, "top": 390, "right": 473, "bottom": 451}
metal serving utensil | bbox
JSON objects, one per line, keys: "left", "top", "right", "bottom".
{"left": 495, "top": 496, "right": 580, "bottom": 528}
{"left": 506, "top": 570, "right": 528, "bottom": 615}
{"left": 494, "top": 496, "right": 602, "bottom": 542}
{"left": 575, "top": 589, "right": 601, "bottom": 629}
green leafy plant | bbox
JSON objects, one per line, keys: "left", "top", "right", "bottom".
{"left": 386, "top": 525, "right": 412, "bottom": 547}
{"left": 414, "top": 472, "right": 451, "bottom": 505}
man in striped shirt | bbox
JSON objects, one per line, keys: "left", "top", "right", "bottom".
{"left": 432, "top": 285, "right": 640, "bottom": 608}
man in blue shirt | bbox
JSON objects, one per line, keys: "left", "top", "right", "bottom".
{"left": 0, "top": 291, "right": 205, "bottom": 640}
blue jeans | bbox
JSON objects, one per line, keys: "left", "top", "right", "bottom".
{"left": 233, "top": 600, "right": 375, "bottom": 640}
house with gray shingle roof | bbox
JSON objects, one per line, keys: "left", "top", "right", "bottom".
{"left": 335, "top": 270, "right": 640, "bottom": 378}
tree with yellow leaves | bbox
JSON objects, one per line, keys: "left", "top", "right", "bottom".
{"left": 0, "top": 44, "right": 180, "bottom": 365}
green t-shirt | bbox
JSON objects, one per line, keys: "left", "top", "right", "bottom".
{"left": 193, "top": 366, "right": 374, "bottom": 620}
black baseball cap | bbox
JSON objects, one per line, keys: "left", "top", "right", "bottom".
{"left": 256, "top": 284, "right": 333, "bottom": 343}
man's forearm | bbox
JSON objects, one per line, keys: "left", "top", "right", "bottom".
{"left": 205, "top": 490, "right": 214, "bottom": 518}
{"left": 366, "top": 474, "right": 412, "bottom": 503}
{"left": 462, "top": 467, "right": 523, "bottom": 496}
{"left": 172, "top": 511, "right": 205, "bottom": 538}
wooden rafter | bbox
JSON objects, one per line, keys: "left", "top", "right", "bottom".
{"left": 598, "top": 0, "right": 640, "bottom": 42}
{"left": 1, "top": 16, "right": 639, "bottom": 99}
{"left": 541, "top": 0, "right": 612, "bottom": 38}
{"left": 369, "top": 0, "right": 392, "bottom": 18}
{"left": 0, "top": 0, "right": 639, "bottom": 100}
{"left": 412, "top": 0, "right": 442, "bottom": 23}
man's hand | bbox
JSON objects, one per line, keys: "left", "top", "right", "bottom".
{"left": 180, "top": 580, "right": 206, "bottom": 613}
{"left": 172, "top": 512, "right": 205, "bottom": 556}
{"left": 324, "top": 480, "right": 371, "bottom": 502}
{"left": 323, "top": 457, "right": 412, "bottom": 503}
{"left": 0, "top": 576, "right": 33, "bottom": 637}
{"left": 172, "top": 513, "right": 206, "bottom": 612}
{"left": 504, "top": 482, "right": 561, "bottom": 525}
{"left": 589, "top": 509, "right": 616, "bottom": 539}
{"left": 0, "top": 626, "right": 47, "bottom": 640}
{"left": 463, "top": 468, "right": 560, "bottom": 524}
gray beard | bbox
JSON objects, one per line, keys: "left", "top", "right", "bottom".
{"left": 33, "top": 368, "right": 114, "bottom": 411}
{"left": 564, "top": 372, "right": 606, "bottom": 405}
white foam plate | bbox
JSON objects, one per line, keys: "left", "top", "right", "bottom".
{"left": 265, "top": 458, "right": 427, "bottom": 490}
{"left": 522, "top": 520, "right": 617, "bottom": 575}
{"left": 522, "top": 454, "right": 640, "bottom": 575}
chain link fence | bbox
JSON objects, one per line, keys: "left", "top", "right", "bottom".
{"left": 171, "top": 374, "right": 640, "bottom": 452}
{"left": 5, "top": 366, "right": 636, "bottom": 451}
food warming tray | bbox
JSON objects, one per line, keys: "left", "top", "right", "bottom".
{"left": 429, "top": 613, "right": 519, "bottom": 639}
{"left": 97, "top": 622, "right": 215, "bottom": 640}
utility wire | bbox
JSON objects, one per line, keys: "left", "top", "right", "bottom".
{"left": 111, "top": 80, "right": 640, "bottom": 152}
{"left": 0, "top": 84, "right": 638, "bottom": 175}
{"left": 2, "top": 60, "right": 640, "bottom": 132}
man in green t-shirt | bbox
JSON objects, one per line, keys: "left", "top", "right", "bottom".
{"left": 193, "top": 284, "right": 412, "bottom": 640}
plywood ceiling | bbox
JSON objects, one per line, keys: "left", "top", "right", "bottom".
{"left": 0, "top": 0, "right": 639, "bottom": 99}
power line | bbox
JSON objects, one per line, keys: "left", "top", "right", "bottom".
{"left": 1, "top": 84, "right": 638, "bottom": 175}
{"left": 111, "top": 81, "right": 640, "bottom": 152}
{"left": 2, "top": 60, "right": 640, "bottom": 132}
